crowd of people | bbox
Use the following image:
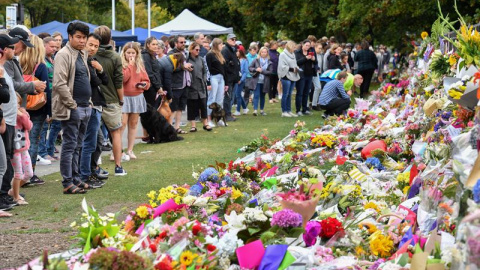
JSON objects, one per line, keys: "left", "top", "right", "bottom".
{"left": 0, "top": 22, "right": 396, "bottom": 217}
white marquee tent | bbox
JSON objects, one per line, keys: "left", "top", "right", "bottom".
{"left": 151, "top": 9, "right": 233, "bottom": 36}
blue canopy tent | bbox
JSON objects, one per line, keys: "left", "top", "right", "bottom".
{"left": 122, "top": 27, "right": 168, "bottom": 44}
{"left": 30, "top": 20, "right": 137, "bottom": 46}
{"left": 30, "top": 20, "right": 64, "bottom": 34}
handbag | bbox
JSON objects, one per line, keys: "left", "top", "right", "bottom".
{"left": 14, "top": 129, "right": 26, "bottom": 150}
{"left": 23, "top": 64, "right": 47, "bottom": 110}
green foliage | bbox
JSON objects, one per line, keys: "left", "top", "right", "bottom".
{"left": 88, "top": 248, "right": 152, "bottom": 270}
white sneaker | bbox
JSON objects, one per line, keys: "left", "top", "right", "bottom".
{"left": 243, "top": 108, "right": 249, "bottom": 115}
{"left": 122, "top": 153, "right": 130, "bottom": 162}
{"left": 282, "top": 112, "right": 292, "bottom": 117}
{"left": 217, "top": 120, "right": 225, "bottom": 127}
{"left": 208, "top": 121, "right": 216, "bottom": 127}
{"left": 233, "top": 111, "right": 241, "bottom": 116}
{"left": 289, "top": 112, "right": 298, "bottom": 117}
{"left": 297, "top": 111, "right": 304, "bottom": 116}
{"left": 36, "top": 155, "right": 51, "bottom": 166}
{"left": 304, "top": 110, "right": 312, "bottom": 115}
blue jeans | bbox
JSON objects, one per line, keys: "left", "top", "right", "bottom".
{"left": 295, "top": 75, "right": 313, "bottom": 113}
{"left": 101, "top": 123, "right": 109, "bottom": 144}
{"left": 253, "top": 83, "right": 265, "bottom": 111}
{"left": 28, "top": 114, "right": 47, "bottom": 168}
{"left": 207, "top": 74, "right": 225, "bottom": 115}
{"left": 38, "top": 120, "right": 61, "bottom": 157}
{"left": 235, "top": 81, "right": 247, "bottom": 112}
{"left": 60, "top": 107, "right": 91, "bottom": 187}
{"left": 281, "top": 79, "right": 295, "bottom": 112}
{"left": 80, "top": 109, "right": 101, "bottom": 180}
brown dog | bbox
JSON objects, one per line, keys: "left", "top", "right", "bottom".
{"left": 208, "top": 102, "right": 228, "bottom": 127}
{"left": 157, "top": 96, "right": 172, "bottom": 123}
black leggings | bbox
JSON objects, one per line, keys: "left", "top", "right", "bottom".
{"left": 320, "top": 98, "right": 351, "bottom": 116}
{"left": 268, "top": 74, "right": 279, "bottom": 100}
{"left": 187, "top": 98, "right": 207, "bottom": 120}
{"left": 358, "top": 69, "right": 375, "bottom": 97}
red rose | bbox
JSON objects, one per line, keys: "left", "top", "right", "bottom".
{"left": 158, "top": 230, "right": 167, "bottom": 239}
{"left": 192, "top": 223, "right": 202, "bottom": 236}
{"left": 206, "top": 244, "right": 217, "bottom": 252}
{"left": 319, "top": 217, "right": 344, "bottom": 239}
{"left": 149, "top": 243, "right": 157, "bottom": 253}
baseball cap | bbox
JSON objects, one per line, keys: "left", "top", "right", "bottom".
{"left": 0, "top": 34, "right": 20, "bottom": 50}
{"left": 9, "top": 27, "right": 33, "bottom": 47}
{"left": 227, "top": 33, "right": 237, "bottom": 40}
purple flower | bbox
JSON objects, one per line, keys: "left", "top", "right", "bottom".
{"left": 473, "top": 179, "right": 480, "bottom": 203}
{"left": 271, "top": 209, "right": 302, "bottom": 228}
{"left": 369, "top": 259, "right": 386, "bottom": 270}
{"left": 303, "top": 221, "right": 322, "bottom": 247}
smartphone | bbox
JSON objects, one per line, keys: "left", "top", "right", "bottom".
{"left": 135, "top": 82, "right": 147, "bottom": 88}
{"left": 308, "top": 51, "right": 315, "bottom": 57}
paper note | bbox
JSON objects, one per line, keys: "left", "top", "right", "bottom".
{"left": 446, "top": 125, "right": 462, "bottom": 138}
{"left": 236, "top": 240, "right": 265, "bottom": 269}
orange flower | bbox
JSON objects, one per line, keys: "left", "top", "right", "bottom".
{"left": 473, "top": 71, "right": 480, "bottom": 99}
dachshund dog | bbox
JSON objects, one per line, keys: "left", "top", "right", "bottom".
{"left": 140, "top": 104, "right": 183, "bottom": 143}
{"left": 208, "top": 102, "right": 228, "bottom": 127}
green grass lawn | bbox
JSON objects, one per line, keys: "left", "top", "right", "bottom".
{"left": 1, "top": 81, "right": 379, "bottom": 231}
{"left": 0, "top": 98, "right": 326, "bottom": 230}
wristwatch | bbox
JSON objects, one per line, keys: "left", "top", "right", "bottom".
{"left": 119, "top": 100, "right": 124, "bottom": 106}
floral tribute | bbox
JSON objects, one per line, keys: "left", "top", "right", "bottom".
{"left": 22, "top": 6, "right": 480, "bottom": 269}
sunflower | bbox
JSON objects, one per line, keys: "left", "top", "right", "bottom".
{"left": 179, "top": 250, "right": 195, "bottom": 266}
{"left": 421, "top": 31, "right": 429, "bottom": 40}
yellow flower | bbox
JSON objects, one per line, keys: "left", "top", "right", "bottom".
{"left": 448, "top": 55, "right": 457, "bottom": 66}
{"left": 135, "top": 206, "right": 149, "bottom": 219}
{"left": 421, "top": 31, "right": 429, "bottom": 40}
{"left": 356, "top": 246, "right": 367, "bottom": 257}
{"left": 180, "top": 250, "right": 195, "bottom": 266}
{"left": 369, "top": 232, "right": 394, "bottom": 258}
{"left": 403, "top": 186, "right": 410, "bottom": 195}
{"left": 364, "top": 201, "right": 380, "bottom": 213}
{"left": 231, "top": 187, "right": 243, "bottom": 200}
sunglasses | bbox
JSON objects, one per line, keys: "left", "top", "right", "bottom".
{"left": 178, "top": 41, "right": 186, "bottom": 44}
{"left": 7, "top": 45, "right": 14, "bottom": 49}
{"left": 230, "top": 38, "right": 237, "bottom": 41}
{"left": 194, "top": 49, "right": 200, "bottom": 51}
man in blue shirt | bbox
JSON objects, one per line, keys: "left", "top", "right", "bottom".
{"left": 318, "top": 71, "right": 352, "bottom": 116}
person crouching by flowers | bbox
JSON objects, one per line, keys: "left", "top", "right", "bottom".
{"left": 248, "top": 46, "right": 273, "bottom": 116}
{"left": 120, "top": 42, "right": 151, "bottom": 160}
{"left": 10, "top": 93, "right": 33, "bottom": 205}
{"left": 317, "top": 71, "right": 352, "bottom": 117}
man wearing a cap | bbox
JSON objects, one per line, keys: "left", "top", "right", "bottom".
{"left": 0, "top": 34, "right": 20, "bottom": 206}
{"left": 222, "top": 33, "right": 240, "bottom": 122}
{"left": 4, "top": 27, "right": 46, "bottom": 108}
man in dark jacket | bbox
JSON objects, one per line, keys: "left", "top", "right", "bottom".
{"left": 79, "top": 33, "right": 108, "bottom": 187}
{"left": 221, "top": 34, "right": 240, "bottom": 122}
{"left": 94, "top": 25, "right": 126, "bottom": 176}
{"left": 167, "top": 36, "right": 192, "bottom": 134}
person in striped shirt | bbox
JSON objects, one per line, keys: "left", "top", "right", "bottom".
{"left": 318, "top": 71, "right": 352, "bottom": 116}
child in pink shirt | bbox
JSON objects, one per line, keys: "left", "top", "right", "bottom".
{"left": 10, "top": 93, "right": 33, "bottom": 205}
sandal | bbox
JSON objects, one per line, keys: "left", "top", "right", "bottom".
{"left": 190, "top": 127, "right": 197, "bottom": 132}
{"left": 77, "top": 181, "right": 93, "bottom": 190}
{"left": 63, "top": 184, "right": 87, "bottom": 194}
{"left": 203, "top": 125, "right": 213, "bottom": 131}
{"left": 176, "top": 128, "right": 188, "bottom": 134}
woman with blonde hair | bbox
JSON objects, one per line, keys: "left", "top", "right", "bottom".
{"left": 248, "top": 46, "right": 273, "bottom": 116}
{"left": 205, "top": 38, "right": 228, "bottom": 127}
{"left": 277, "top": 40, "right": 300, "bottom": 117}
{"left": 19, "top": 34, "right": 50, "bottom": 182}
{"left": 120, "top": 42, "right": 150, "bottom": 159}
